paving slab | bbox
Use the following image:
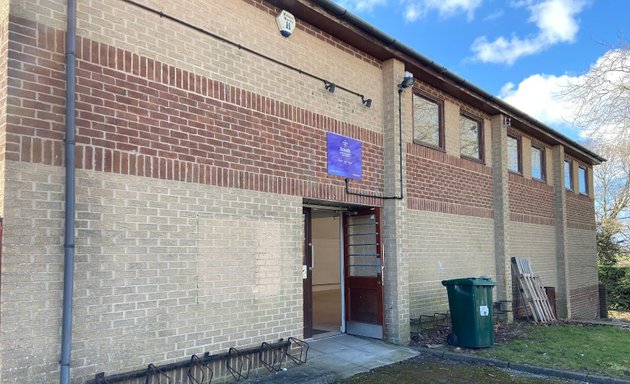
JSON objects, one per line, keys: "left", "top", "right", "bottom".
{"left": 246, "top": 334, "right": 419, "bottom": 384}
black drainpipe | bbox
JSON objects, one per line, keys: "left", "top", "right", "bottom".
{"left": 60, "top": 0, "right": 76, "bottom": 382}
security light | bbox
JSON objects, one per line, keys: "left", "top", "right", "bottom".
{"left": 324, "top": 81, "right": 336, "bottom": 93}
{"left": 399, "top": 71, "right": 414, "bottom": 89}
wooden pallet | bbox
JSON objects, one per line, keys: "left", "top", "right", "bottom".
{"left": 512, "top": 257, "right": 556, "bottom": 323}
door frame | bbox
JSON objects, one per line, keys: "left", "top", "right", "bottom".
{"left": 303, "top": 207, "right": 313, "bottom": 339}
{"left": 343, "top": 207, "right": 384, "bottom": 339}
{"left": 302, "top": 203, "right": 384, "bottom": 340}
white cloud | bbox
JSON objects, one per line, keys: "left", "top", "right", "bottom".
{"left": 336, "top": 0, "right": 388, "bottom": 13}
{"left": 404, "top": 0, "right": 483, "bottom": 22}
{"left": 499, "top": 73, "right": 578, "bottom": 126}
{"left": 498, "top": 49, "right": 629, "bottom": 140}
{"left": 471, "top": 0, "right": 586, "bottom": 65}
{"left": 335, "top": 0, "right": 482, "bottom": 21}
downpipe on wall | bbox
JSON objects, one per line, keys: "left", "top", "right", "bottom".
{"left": 60, "top": 0, "right": 76, "bottom": 382}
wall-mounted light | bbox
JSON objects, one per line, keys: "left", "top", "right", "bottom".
{"left": 503, "top": 116, "right": 512, "bottom": 127}
{"left": 361, "top": 96, "right": 372, "bottom": 108}
{"left": 399, "top": 71, "right": 414, "bottom": 90}
{"left": 324, "top": 81, "right": 336, "bottom": 93}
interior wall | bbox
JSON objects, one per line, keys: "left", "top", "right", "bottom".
{"left": 312, "top": 215, "right": 341, "bottom": 292}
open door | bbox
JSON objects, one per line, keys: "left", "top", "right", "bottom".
{"left": 344, "top": 208, "right": 383, "bottom": 338}
{"left": 303, "top": 208, "right": 313, "bottom": 339}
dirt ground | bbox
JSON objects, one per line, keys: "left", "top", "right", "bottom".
{"left": 410, "top": 320, "right": 535, "bottom": 348}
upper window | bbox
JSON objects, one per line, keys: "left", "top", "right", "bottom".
{"left": 507, "top": 135, "right": 521, "bottom": 173}
{"left": 460, "top": 114, "right": 483, "bottom": 161}
{"left": 413, "top": 93, "right": 443, "bottom": 149}
{"left": 564, "top": 160, "right": 573, "bottom": 190}
{"left": 531, "top": 144, "right": 545, "bottom": 181}
{"left": 578, "top": 165, "right": 588, "bottom": 195}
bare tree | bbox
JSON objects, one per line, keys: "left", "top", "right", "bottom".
{"left": 562, "top": 43, "right": 630, "bottom": 141}
{"left": 590, "top": 138, "right": 630, "bottom": 264}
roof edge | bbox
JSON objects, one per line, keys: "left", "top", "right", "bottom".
{"left": 307, "top": 0, "right": 605, "bottom": 164}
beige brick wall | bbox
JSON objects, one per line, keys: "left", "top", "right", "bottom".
{"left": 405, "top": 210, "right": 495, "bottom": 318}
{"left": 567, "top": 227, "right": 597, "bottom": 290}
{"left": 508, "top": 222, "right": 558, "bottom": 288}
{"left": 0, "top": 161, "right": 303, "bottom": 383}
{"left": 567, "top": 227, "right": 598, "bottom": 319}
{"left": 11, "top": 0, "right": 384, "bottom": 132}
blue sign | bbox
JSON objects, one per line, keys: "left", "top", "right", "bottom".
{"left": 327, "top": 132, "right": 362, "bottom": 179}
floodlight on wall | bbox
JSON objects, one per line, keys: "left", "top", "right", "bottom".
{"left": 503, "top": 116, "right": 512, "bottom": 127}
{"left": 399, "top": 71, "right": 415, "bottom": 90}
{"left": 361, "top": 96, "right": 372, "bottom": 108}
{"left": 324, "top": 81, "right": 336, "bottom": 93}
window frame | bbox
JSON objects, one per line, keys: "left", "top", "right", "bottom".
{"left": 564, "top": 159, "right": 573, "bottom": 191}
{"left": 530, "top": 143, "right": 546, "bottom": 182}
{"left": 578, "top": 165, "right": 588, "bottom": 195}
{"left": 459, "top": 112, "right": 484, "bottom": 163}
{"left": 507, "top": 134, "right": 522, "bottom": 174}
{"left": 412, "top": 91, "right": 444, "bottom": 151}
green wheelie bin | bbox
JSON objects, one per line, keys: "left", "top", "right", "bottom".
{"left": 441, "top": 277, "right": 495, "bottom": 348}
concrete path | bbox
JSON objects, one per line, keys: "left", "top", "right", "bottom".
{"left": 248, "top": 334, "right": 420, "bottom": 383}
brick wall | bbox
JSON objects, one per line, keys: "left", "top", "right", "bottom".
{"left": 11, "top": 0, "right": 384, "bottom": 133}
{"left": 566, "top": 192, "right": 596, "bottom": 230}
{"left": 570, "top": 284, "right": 599, "bottom": 320}
{"left": 508, "top": 222, "right": 557, "bottom": 289}
{"left": 0, "top": 161, "right": 304, "bottom": 382}
{"left": 567, "top": 226, "right": 598, "bottom": 319}
{"left": 405, "top": 209, "right": 495, "bottom": 318}
{"left": 508, "top": 172, "right": 555, "bottom": 225}
{"left": 0, "top": 9, "right": 8, "bottom": 218}
{"left": 5, "top": 15, "right": 385, "bottom": 206}
{"left": 406, "top": 144, "right": 493, "bottom": 218}
{"left": 1, "top": 0, "right": 390, "bottom": 381}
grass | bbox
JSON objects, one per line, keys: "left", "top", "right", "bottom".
{"left": 478, "top": 323, "right": 630, "bottom": 379}
{"left": 337, "top": 357, "right": 571, "bottom": 384}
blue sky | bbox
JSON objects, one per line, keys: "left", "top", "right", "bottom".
{"left": 332, "top": 0, "right": 630, "bottom": 140}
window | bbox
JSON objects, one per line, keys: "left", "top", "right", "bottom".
{"left": 460, "top": 113, "right": 483, "bottom": 161}
{"left": 507, "top": 135, "right": 521, "bottom": 173}
{"left": 564, "top": 160, "right": 573, "bottom": 190}
{"left": 578, "top": 165, "right": 588, "bottom": 195}
{"left": 531, "top": 144, "right": 545, "bottom": 181}
{"left": 413, "top": 93, "right": 443, "bottom": 149}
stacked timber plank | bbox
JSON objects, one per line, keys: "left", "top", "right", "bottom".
{"left": 512, "top": 257, "right": 556, "bottom": 323}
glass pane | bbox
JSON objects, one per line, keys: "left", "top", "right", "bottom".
{"left": 507, "top": 136, "right": 519, "bottom": 172}
{"left": 532, "top": 146, "right": 543, "bottom": 180}
{"left": 413, "top": 95, "right": 440, "bottom": 147}
{"left": 347, "top": 214, "right": 379, "bottom": 277}
{"left": 564, "top": 160, "right": 572, "bottom": 189}
{"left": 460, "top": 115, "right": 480, "bottom": 159}
{"left": 579, "top": 167, "right": 587, "bottom": 194}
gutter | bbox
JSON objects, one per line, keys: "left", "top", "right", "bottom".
{"left": 60, "top": 0, "right": 77, "bottom": 382}
{"left": 307, "top": 0, "right": 605, "bottom": 164}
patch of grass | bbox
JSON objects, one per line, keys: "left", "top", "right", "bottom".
{"left": 337, "top": 358, "right": 570, "bottom": 384}
{"left": 478, "top": 324, "right": 630, "bottom": 379}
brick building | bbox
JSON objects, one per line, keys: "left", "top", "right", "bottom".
{"left": 0, "top": 0, "right": 603, "bottom": 382}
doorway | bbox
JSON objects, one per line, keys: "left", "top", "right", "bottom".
{"left": 303, "top": 205, "right": 383, "bottom": 340}
{"left": 308, "top": 207, "right": 344, "bottom": 338}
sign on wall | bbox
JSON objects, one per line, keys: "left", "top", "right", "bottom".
{"left": 326, "top": 132, "right": 362, "bottom": 179}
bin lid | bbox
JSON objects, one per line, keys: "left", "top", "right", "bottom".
{"left": 441, "top": 277, "right": 495, "bottom": 286}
